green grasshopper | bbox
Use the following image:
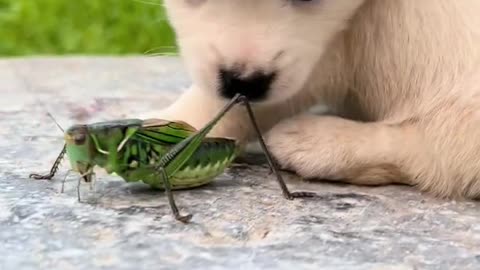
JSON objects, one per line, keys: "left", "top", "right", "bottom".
{"left": 30, "top": 94, "right": 315, "bottom": 223}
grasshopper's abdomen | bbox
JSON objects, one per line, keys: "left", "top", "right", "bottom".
{"left": 118, "top": 137, "right": 239, "bottom": 190}
{"left": 171, "top": 138, "right": 238, "bottom": 188}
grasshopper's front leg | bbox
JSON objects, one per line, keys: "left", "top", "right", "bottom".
{"left": 29, "top": 144, "right": 67, "bottom": 180}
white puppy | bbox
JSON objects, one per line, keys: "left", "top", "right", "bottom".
{"left": 156, "top": 0, "right": 480, "bottom": 199}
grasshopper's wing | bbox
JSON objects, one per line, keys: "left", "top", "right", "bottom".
{"left": 135, "top": 119, "right": 198, "bottom": 145}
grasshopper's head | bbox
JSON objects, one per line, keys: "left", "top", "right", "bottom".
{"left": 64, "top": 124, "right": 94, "bottom": 174}
{"left": 64, "top": 119, "right": 143, "bottom": 175}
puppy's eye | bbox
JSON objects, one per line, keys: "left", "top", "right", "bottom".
{"left": 290, "top": 0, "right": 319, "bottom": 6}
{"left": 186, "top": 0, "right": 206, "bottom": 7}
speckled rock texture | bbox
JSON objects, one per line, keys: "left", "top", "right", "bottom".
{"left": 0, "top": 57, "right": 479, "bottom": 270}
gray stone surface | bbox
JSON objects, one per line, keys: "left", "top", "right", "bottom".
{"left": 1, "top": 56, "right": 479, "bottom": 270}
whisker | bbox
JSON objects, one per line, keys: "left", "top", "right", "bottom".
{"left": 146, "top": 52, "right": 179, "bottom": 57}
{"left": 132, "top": 0, "right": 164, "bottom": 6}
{"left": 143, "top": 46, "right": 178, "bottom": 55}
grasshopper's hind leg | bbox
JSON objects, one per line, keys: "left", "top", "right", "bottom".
{"left": 237, "top": 95, "right": 318, "bottom": 199}
{"left": 158, "top": 167, "right": 192, "bottom": 223}
{"left": 29, "top": 145, "right": 67, "bottom": 180}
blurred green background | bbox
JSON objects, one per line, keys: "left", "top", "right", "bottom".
{"left": 0, "top": 0, "right": 178, "bottom": 56}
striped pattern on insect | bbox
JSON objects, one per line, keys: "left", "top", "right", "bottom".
{"left": 29, "top": 94, "right": 316, "bottom": 223}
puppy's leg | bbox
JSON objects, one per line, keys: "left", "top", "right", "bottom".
{"left": 265, "top": 114, "right": 417, "bottom": 186}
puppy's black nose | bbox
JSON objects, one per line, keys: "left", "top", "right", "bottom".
{"left": 218, "top": 68, "right": 276, "bottom": 101}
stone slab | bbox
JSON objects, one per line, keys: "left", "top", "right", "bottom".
{"left": 0, "top": 57, "right": 479, "bottom": 270}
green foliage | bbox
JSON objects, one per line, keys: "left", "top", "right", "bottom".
{"left": 0, "top": 0, "right": 177, "bottom": 56}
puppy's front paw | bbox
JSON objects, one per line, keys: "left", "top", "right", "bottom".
{"left": 265, "top": 114, "right": 331, "bottom": 179}
{"left": 265, "top": 114, "right": 408, "bottom": 187}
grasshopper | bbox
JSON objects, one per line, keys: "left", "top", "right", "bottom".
{"left": 30, "top": 94, "right": 315, "bottom": 223}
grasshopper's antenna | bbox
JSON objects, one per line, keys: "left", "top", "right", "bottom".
{"left": 29, "top": 110, "right": 66, "bottom": 181}
{"left": 46, "top": 112, "right": 64, "bottom": 133}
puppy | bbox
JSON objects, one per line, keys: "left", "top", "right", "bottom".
{"left": 156, "top": 0, "right": 480, "bottom": 199}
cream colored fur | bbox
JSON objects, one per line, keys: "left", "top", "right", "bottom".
{"left": 154, "top": 0, "right": 480, "bottom": 199}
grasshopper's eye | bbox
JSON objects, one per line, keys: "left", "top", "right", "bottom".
{"left": 73, "top": 133, "right": 86, "bottom": 145}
